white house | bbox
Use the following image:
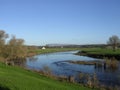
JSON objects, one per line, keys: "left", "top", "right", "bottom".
{"left": 42, "top": 47, "right": 46, "bottom": 50}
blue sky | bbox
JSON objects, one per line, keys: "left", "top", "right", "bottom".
{"left": 0, "top": 0, "right": 120, "bottom": 45}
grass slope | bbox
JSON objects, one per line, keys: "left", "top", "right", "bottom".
{"left": 0, "top": 63, "right": 91, "bottom": 90}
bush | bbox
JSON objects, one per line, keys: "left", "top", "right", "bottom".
{"left": 43, "top": 65, "right": 52, "bottom": 76}
{"left": 105, "top": 58, "right": 119, "bottom": 70}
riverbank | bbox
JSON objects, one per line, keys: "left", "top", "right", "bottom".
{"left": 76, "top": 48, "right": 120, "bottom": 60}
{"left": 0, "top": 62, "right": 92, "bottom": 90}
{"left": 35, "top": 48, "right": 79, "bottom": 54}
{"left": 27, "top": 48, "right": 79, "bottom": 57}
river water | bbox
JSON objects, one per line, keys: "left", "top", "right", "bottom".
{"left": 25, "top": 51, "right": 120, "bottom": 86}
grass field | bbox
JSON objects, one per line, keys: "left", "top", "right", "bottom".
{"left": 77, "top": 47, "right": 120, "bottom": 59}
{"left": 0, "top": 63, "right": 92, "bottom": 90}
{"left": 35, "top": 47, "right": 120, "bottom": 55}
{"left": 32, "top": 47, "right": 120, "bottom": 59}
{"left": 35, "top": 48, "right": 79, "bottom": 54}
{"left": 79, "top": 48, "right": 120, "bottom": 55}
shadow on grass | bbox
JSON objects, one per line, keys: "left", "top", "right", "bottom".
{"left": 0, "top": 86, "right": 10, "bottom": 90}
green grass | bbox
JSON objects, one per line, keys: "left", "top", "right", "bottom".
{"left": 79, "top": 48, "right": 120, "bottom": 55}
{"left": 36, "top": 48, "right": 79, "bottom": 54}
{"left": 0, "top": 63, "right": 92, "bottom": 90}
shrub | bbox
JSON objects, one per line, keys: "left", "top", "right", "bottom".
{"left": 105, "top": 58, "right": 119, "bottom": 71}
{"left": 42, "top": 65, "right": 52, "bottom": 76}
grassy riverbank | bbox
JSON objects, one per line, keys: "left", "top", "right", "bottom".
{"left": 27, "top": 48, "right": 79, "bottom": 57}
{"left": 77, "top": 48, "right": 120, "bottom": 59}
{"left": 0, "top": 62, "right": 92, "bottom": 90}
{"left": 35, "top": 48, "right": 79, "bottom": 54}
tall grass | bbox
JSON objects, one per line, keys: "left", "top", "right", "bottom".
{"left": 105, "top": 58, "right": 119, "bottom": 70}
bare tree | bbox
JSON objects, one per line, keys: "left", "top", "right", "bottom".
{"left": 0, "top": 30, "right": 8, "bottom": 59}
{"left": 107, "top": 35, "right": 120, "bottom": 51}
{"left": 8, "top": 36, "right": 27, "bottom": 60}
{"left": 0, "top": 30, "right": 8, "bottom": 44}
{"left": 0, "top": 30, "right": 28, "bottom": 65}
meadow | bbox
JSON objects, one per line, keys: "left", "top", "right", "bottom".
{"left": 79, "top": 48, "right": 120, "bottom": 54}
{"left": 35, "top": 48, "right": 79, "bottom": 54}
{"left": 77, "top": 47, "right": 120, "bottom": 59}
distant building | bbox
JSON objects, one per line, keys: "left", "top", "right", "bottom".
{"left": 61, "top": 46, "right": 63, "bottom": 48}
{"left": 42, "top": 47, "right": 46, "bottom": 50}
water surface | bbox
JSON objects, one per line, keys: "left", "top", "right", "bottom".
{"left": 26, "top": 51, "right": 120, "bottom": 86}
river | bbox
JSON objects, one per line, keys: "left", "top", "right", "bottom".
{"left": 25, "top": 51, "right": 120, "bottom": 87}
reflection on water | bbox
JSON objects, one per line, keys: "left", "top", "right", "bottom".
{"left": 28, "top": 57, "right": 38, "bottom": 62}
{"left": 25, "top": 51, "right": 120, "bottom": 86}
